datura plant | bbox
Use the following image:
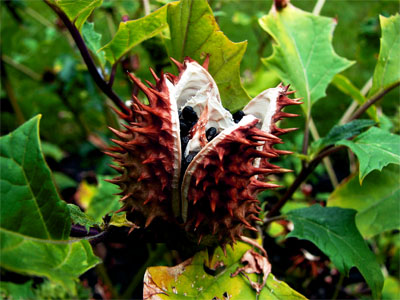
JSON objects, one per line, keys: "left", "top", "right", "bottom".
{"left": 106, "top": 57, "right": 301, "bottom": 248}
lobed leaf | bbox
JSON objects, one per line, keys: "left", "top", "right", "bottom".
{"left": 167, "top": 0, "right": 250, "bottom": 112}
{"left": 101, "top": 5, "right": 169, "bottom": 65}
{"left": 328, "top": 165, "right": 400, "bottom": 238}
{"left": 144, "top": 241, "right": 306, "bottom": 299}
{"left": 49, "top": 0, "right": 103, "bottom": 31}
{"left": 259, "top": 3, "right": 354, "bottom": 114}
{"left": 0, "top": 116, "right": 100, "bottom": 291}
{"left": 67, "top": 203, "right": 100, "bottom": 232}
{"left": 0, "top": 115, "right": 70, "bottom": 240}
{"left": 0, "top": 229, "right": 100, "bottom": 291}
{"left": 368, "top": 14, "right": 400, "bottom": 98}
{"left": 82, "top": 22, "right": 106, "bottom": 67}
{"left": 311, "top": 119, "right": 375, "bottom": 154}
{"left": 286, "top": 205, "right": 384, "bottom": 299}
{"left": 336, "top": 126, "right": 400, "bottom": 182}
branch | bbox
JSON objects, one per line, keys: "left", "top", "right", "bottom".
{"left": 349, "top": 81, "right": 400, "bottom": 121}
{"left": 43, "top": 0, "right": 129, "bottom": 114}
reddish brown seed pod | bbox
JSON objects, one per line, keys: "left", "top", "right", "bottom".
{"left": 106, "top": 57, "right": 302, "bottom": 246}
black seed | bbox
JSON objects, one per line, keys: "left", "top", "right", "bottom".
{"left": 185, "top": 152, "right": 196, "bottom": 165}
{"left": 206, "top": 127, "right": 218, "bottom": 141}
{"left": 233, "top": 110, "right": 245, "bottom": 123}
{"left": 180, "top": 121, "right": 189, "bottom": 136}
{"left": 181, "top": 151, "right": 198, "bottom": 173}
{"left": 182, "top": 106, "right": 198, "bottom": 123}
{"left": 181, "top": 135, "right": 189, "bottom": 153}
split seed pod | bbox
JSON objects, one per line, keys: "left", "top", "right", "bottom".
{"left": 107, "top": 57, "right": 301, "bottom": 247}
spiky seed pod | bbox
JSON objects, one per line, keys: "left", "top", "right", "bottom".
{"left": 107, "top": 57, "right": 301, "bottom": 246}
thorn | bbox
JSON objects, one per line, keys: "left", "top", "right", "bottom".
{"left": 115, "top": 206, "right": 126, "bottom": 214}
{"left": 170, "top": 57, "right": 184, "bottom": 71}
{"left": 149, "top": 68, "right": 159, "bottom": 82}
{"left": 108, "top": 126, "right": 131, "bottom": 140}
{"left": 109, "top": 164, "right": 124, "bottom": 173}
{"left": 198, "top": 234, "right": 203, "bottom": 245}
{"left": 104, "top": 151, "right": 122, "bottom": 159}
{"left": 202, "top": 54, "right": 210, "bottom": 69}
{"left": 145, "top": 214, "right": 156, "bottom": 228}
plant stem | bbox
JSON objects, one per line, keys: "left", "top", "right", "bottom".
{"left": 43, "top": 0, "right": 129, "bottom": 114}
{"left": 301, "top": 116, "right": 310, "bottom": 156}
{"left": 1, "top": 58, "right": 25, "bottom": 125}
{"left": 142, "top": 0, "right": 151, "bottom": 16}
{"left": 121, "top": 244, "right": 166, "bottom": 299}
{"left": 2, "top": 54, "right": 41, "bottom": 81}
{"left": 332, "top": 272, "right": 345, "bottom": 299}
{"left": 268, "top": 145, "right": 344, "bottom": 217}
{"left": 309, "top": 118, "right": 338, "bottom": 187}
{"left": 349, "top": 81, "right": 400, "bottom": 121}
{"left": 96, "top": 263, "right": 120, "bottom": 299}
{"left": 312, "top": 0, "right": 326, "bottom": 15}
{"left": 339, "top": 77, "right": 372, "bottom": 124}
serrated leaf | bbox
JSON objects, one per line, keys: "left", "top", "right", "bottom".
{"left": 286, "top": 205, "right": 384, "bottom": 299}
{"left": 144, "top": 241, "right": 306, "bottom": 299}
{"left": 311, "top": 119, "right": 375, "bottom": 154}
{"left": 368, "top": 14, "right": 400, "bottom": 98}
{"left": 328, "top": 165, "right": 400, "bottom": 238}
{"left": 331, "top": 74, "right": 377, "bottom": 121}
{"left": 0, "top": 229, "right": 100, "bottom": 291}
{"left": 82, "top": 22, "right": 105, "bottom": 66}
{"left": 0, "top": 117, "right": 100, "bottom": 291}
{"left": 102, "top": 5, "right": 169, "bottom": 64}
{"left": 50, "top": 0, "right": 103, "bottom": 31}
{"left": 67, "top": 203, "right": 100, "bottom": 232}
{"left": 259, "top": 4, "right": 354, "bottom": 114}
{"left": 0, "top": 115, "right": 70, "bottom": 240}
{"left": 167, "top": 0, "right": 251, "bottom": 112}
{"left": 76, "top": 175, "right": 122, "bottom": 222}
{"left": 336, "top": 126, "right": 400, "bottom": 182}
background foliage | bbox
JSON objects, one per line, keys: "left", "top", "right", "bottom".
{"left": 1, "top": 0, "right": 399, "bottom": 299}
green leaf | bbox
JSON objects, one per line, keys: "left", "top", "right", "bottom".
{"left": 382, "top": 276, "right": 400, "bottom": 300}
{"left": 102, "top": 5, "right": 169, "bottom": 64}
{"left": 167, "top": 0, "right": 251, "bottom": 112}
{"left": 0, "top": 281, "right": 35, "bottom": 300}
{"left": 311, "top": 119, "right": 375, "bottom": 154}
{"left": 77, "top": 175, "right": 122, "bottom": 222}
{"left": 336, "top": 126, "right": 400, "bottom": 182}
{"left": 286, "top": 205, "right": 384, "bottom": 299}
{"left": 41, "top": 141, "right": 65, "bottom": 162}
{"left": 50, "top": 0, "right": 103, "bottom": 31}
{"left": 0, "top": 116, "right": 100, "bottom": 290}
{"left": 145, "top": 241, "right": 306, "bottom": 299}
{"left": 259, "top": 4, "right": 354, "bottom": 114}
{"left": 331, "top": 74, "right": 377, "bottom": 121}
{"left": 369, "top": 14, "right": 400, "bottom": 98}
{"left": 328, "top": 165, "right": 400, "bottom": 238}
{"left": 0, "top": 115, "right": 70, "bottom": 240}
{"left": 0, "top": 229, "right": 100, "bottom": 291}
{"left": 82, "top": 22, "right": 106, "bottom": 66}
{"left": 53, "top": 172, "right": 77, "bottom": 190}
{"left": 67, "top": 204, "right": 100, "bottom": 232}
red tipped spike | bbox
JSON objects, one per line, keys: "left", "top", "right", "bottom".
{"left": 145, "top": 214, "right": 156, "bottom": 228}
{"left": 202, "top": 54, "right": 210, "bottom": 70}
{"left": 170, "top": 57, "right": 184, "bottom": 71}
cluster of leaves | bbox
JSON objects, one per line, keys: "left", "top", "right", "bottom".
{"left": 1, "top": 0, "right": 399, "bottom": 299}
